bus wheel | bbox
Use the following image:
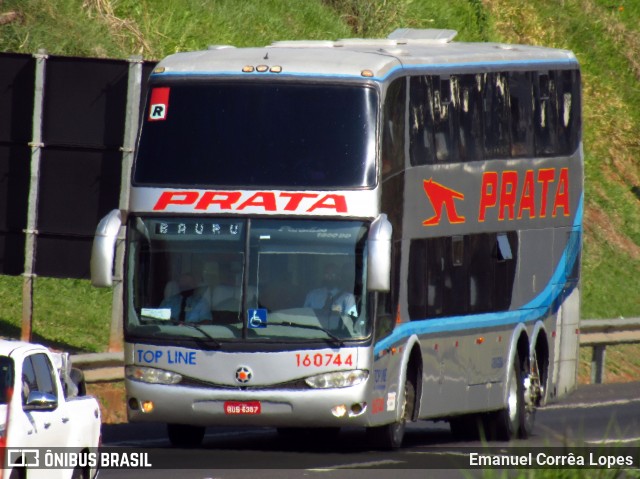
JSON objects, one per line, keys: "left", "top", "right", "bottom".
{"left": 521, "top": 353, "right": 538, "bottom": 438}
{"left": 366, "top": 376, "right": 415, "bottom": 449}
{"left": 449, "top": 414, "right": 482, "bottom": 441}
{"left": 167, "top": 423, "right": 206, "bottom": 447}
{"left": 490, "top": 352, "right": 527, "bottom": 441}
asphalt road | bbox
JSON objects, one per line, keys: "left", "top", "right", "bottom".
{"left": 97, "top": 381, "right": 640, "bottom": 478}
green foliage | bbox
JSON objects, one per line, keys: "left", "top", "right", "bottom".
{"left": 0, "top": 0, "right": 124, "bottom": 57}
{"left": 0, "top": 275, "right": 111, "bottom": 352}
{"left": 0, "top": 0, "right": 496, "bottom": 59}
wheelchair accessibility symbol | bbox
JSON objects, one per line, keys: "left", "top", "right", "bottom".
{"left": 248, "top": 309, "right": 267, "bottom": 328}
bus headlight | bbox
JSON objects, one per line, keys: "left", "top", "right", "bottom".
{"left": 125, "top": 366, "right": 182, "bottom": 385}
{"left": 305, "top": 370, "right": 368, "bottom": 389}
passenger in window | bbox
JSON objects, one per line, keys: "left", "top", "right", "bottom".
{"left": 161, "top": 272, "right": 212, "bottom": 323}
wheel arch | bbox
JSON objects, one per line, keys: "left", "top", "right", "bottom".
{"left": 399, "top": 334, "right": 423, "bottom": 422}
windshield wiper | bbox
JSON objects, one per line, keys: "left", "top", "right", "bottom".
{"left": 268, "top": 321, "right": 345, "bottom": 345}
{"left": 176, "top": 322, "right": 222, "bottom": 350}
{"left": 135, "top": 312, "right": 222, "bottom": 349}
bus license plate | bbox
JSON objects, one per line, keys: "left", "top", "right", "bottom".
{"left": 224, "top": 401, "right": 261, "bottom": 415}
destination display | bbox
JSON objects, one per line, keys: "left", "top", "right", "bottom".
{"left": 152, "top": 219, "right": 243, "bottom": 239}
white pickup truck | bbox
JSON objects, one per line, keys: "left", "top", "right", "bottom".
{"left": 0, "top": 340, "right": 101, "bottom": 479}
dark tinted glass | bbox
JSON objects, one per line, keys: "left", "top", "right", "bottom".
{"left": 408, "top": 232, "right": 518, "bottom": 320}
{"left": 410, "top": 69, "right": 580, "bottom": 165}
{"left": 134, "top": 81, "right": 378, "bottom": 188}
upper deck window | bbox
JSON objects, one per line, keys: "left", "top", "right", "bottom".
{"left": 133, "top": 81, "right": 378, "bottom": 189}
{"left": 409, "top": 69, "right": 581, "bottom": 165}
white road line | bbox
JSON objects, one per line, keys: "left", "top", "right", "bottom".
{"left": 307, "top": 459, "right": 406, "bottom": 471}
{"left": 585, "top": 437, "right": 640, "bottom": 445}
{"left": 540, "top": 397, "right": 640, "bottom": 410}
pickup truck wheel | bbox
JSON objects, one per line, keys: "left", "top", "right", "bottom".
{"left": 70, "top": 368, "right": 87, "bottom": 397}
{"left": 167, "top": 423, "right": 206, "bottom": 447}
{"left": 9, "top": 468, "right": 24, "bottom": 479}
{"left": 71, "top": 465, "right": 88, "bottom": 479}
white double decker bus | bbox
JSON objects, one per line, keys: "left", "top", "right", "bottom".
{"left": 92, "top": 28, "right": 583, "bottom": 449}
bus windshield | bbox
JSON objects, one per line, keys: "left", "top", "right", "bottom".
{"left": 133, "top": 82, "right": 378, "bottom": 189}
{"left": 126, "top": 217, "right": 371, "bottom": 344}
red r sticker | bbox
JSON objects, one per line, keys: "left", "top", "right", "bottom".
{"left": 148, "top": 87, "right": 170, "bottom": 121}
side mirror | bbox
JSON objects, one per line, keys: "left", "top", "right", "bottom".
{"left": 24, "top": 391, "right": 58, "bottom": 411}
{"left": 367, "top": 214, "right": 393, "bottom": 292}
{"left": 90, "top": 209, "right": 122, "bottom": 287}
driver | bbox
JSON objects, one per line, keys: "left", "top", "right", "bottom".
{"left": 304, "top": 263, "right": 357, "bottom": 321}
{"left": 161, "top": 272, "right": 212, "bottom": 323}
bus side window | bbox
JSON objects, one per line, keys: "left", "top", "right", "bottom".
{"left": 508, "top": 71, "right": 535, "bottom": 157}
{"left": 483, "top": 72, "right": 511, "bottom": 159}
{"left": 408, "top": 239, "right": 427, "bottom": 319}
{"left": 534, "top": 71, "right": 559, "bottom": 156}
{"left": 409, "top": 76, "right": 436, "bottom": 165}
{"left": 374, "top": 292, "right": 395, "bottom": 342}
{"left": 432, "top": 76, "right": 459, "bottom": 163}
{"left": 467, "top": 234, "right": 494, "bottom": 313}
{"left": 381, "top": 78, "right": 406, "bottom": 176}
{"left": 556, "top": 70, "right": 581, "bottom": 155}
{"left": 457, "top": 74, "right": 484, "bottom": 163}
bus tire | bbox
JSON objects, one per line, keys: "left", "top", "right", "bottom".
{"left": 449, "top": 414, "right": 482, "bottom": 441}
{"left": 490, "top": 351, "right": 527, "bottom": 441}
{"left": 167, "top": 423, "right": 206, "bottom": 447}
{"left": 521, "top": 352, "right": 538, "bottom": 438}
{"left": 366, "top": 376, "right": 415, "bottom": 450}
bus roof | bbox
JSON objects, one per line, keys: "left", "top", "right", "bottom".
{"left": 152, "top": 28, "right": 579, "bottom": 81}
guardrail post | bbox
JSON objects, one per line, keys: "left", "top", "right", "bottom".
{"left": 21, "top": 49, "right": 48, "bottom": 342}
{"left": 108, "top": 55, "right": 143, "bottom": 353}
{"left": 590, "top": 344, "right": 606, "bottom": 384}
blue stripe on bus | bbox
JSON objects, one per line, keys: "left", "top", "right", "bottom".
{"left": 374, "top": 194, "right": 584, "bottom": 356}
{"left": 151, "top": 58, "right": 578, "bottom": 82}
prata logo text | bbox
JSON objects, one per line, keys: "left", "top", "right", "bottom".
{"left": 422, "top": 167, "right": 571, "bottom": 226}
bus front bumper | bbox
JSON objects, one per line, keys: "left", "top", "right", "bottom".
{"left": 125, "top": 379, "right": 371, "bottom": 427}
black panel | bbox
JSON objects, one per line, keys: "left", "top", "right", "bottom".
{"left": 0, "top": 144, "right": 30, "bottom": 233}
{"left": 42, "top": 56, "right": 128, "bottom": 148}
{"left": 0, "top": 54, "right": 35, "bottom": 144}
{"left": 37, "top": 148, "right": 121, "bottom": 236}
{"left": 34, "top": 235, "right": 92, "bottom": 279}
{"left": 0, "top": 232, "right": 25, "bottom": 275}
{"left": 139, "top": 61, "right": 158, "bottom": 118}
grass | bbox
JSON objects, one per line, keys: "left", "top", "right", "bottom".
{"left": 0, "top": 0, "right": 638, "bottom": 352}
{"left": 0, "top": 274, "right": 111, "bottom": 352}
{"left": 473, "top": 466, "right": 640, "bottom": 479}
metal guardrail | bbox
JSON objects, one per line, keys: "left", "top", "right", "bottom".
{"left": 70, "top": 317, "right": 640, "bottom": 385}
{"left": 71, "top": 352, "right": 124, "bottom": 383}
{"left": 579, "top": 317, "right": 640, "bottom": 384}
